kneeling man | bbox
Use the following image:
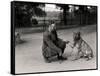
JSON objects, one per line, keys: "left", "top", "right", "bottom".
{"left": 42, "top": 21, "right": 69, "bottom": 63}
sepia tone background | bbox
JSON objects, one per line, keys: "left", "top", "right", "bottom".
{"left": 14, "top": 1, "right": 97, "bottom": 74}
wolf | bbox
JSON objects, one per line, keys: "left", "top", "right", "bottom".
{"left": 71, "top": 32, "right": 93, "bottom": 61}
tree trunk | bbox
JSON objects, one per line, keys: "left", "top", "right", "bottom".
{"left": 63, "top": 8, "right": 67, "bottom": 25}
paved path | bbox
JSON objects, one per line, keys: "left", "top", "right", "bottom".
{"left": 15, "top": 25, "right": 97, "bottom": 74}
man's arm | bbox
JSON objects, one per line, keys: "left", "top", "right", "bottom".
{"left": 44, "top": 33, "right": 61, "bottom": 52}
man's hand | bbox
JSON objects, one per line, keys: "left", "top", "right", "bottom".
{"left": 68, "top": 42, "right": 74, "bottom": 48}
{"left": 65, "top": 40, "right": 70, "bottom": 44}
{"left": 65, "top": 41, "right": 74, "bottom": 48}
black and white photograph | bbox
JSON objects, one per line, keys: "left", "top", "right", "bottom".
{"left": 11, "top": 1, "right": 97, "bottom": 74}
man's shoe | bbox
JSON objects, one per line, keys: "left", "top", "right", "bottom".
{"left": 58, "top": 56, "right": 67, "bottom": 60}
{"left": 45, "top": 60, "right": 51, "bottom": 63}
{"left": 44, "top": 58, "right": 51, "bottom": 63}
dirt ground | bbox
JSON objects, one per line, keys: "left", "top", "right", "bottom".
{"left": 15, "top": 25, "right": 97, "bottom": 74}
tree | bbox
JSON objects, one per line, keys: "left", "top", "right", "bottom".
{"left": 74, "top": 5, "right": 89, "bottom": 25}
{"left": 56, "top": 4, "right": 69, "bottom": 25}
{"left": 14, "top": 2, "right": 46, "bottom": 27}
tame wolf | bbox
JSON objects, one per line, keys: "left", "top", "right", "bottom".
{"left": 72, "top": 32, "right": 93, "bottom": 61}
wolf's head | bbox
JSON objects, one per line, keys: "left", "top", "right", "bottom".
{"left": 73, "top": 31, "right": 81, "bottom": 42}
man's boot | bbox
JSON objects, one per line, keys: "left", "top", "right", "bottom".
{"left": 44, "top": 57, "right": 51, "bottom": 63}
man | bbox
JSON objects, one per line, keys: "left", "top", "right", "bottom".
{"left": 42, "top": 21, "right": 69, "bottom": 63}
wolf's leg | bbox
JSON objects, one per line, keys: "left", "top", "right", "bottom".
{"left": 86, "top": 55, "right": 91, "bottom": 61}
{"left": 82, "top": 52, "right": 91, "bottom": 61}
{"left": 74, "top": 49, "right": 81, "bottom": 60}
{"left": 86, "top": 54, "right": 93, "bottom": 61}
{"left": 79, "top": 51, "right": 85, "bottom": 58}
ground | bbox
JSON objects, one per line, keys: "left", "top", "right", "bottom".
{"left": 15, "top": 25, "right": 97, "bottom": 74}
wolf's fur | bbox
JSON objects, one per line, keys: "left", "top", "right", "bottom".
{"left": 73, "top": 32, "right": 93, "bottom": 61}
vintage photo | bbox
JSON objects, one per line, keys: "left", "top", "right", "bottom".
{"left": 12, "top": 1, "right": 97, "bottom": 74}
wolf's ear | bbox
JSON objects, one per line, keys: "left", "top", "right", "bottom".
{"left": 79, "top": 31, "right": 81, "bottom": 34}
{"left": 78, "top": 31, "right": 81, "bottom": 36}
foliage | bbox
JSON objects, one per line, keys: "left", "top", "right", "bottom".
{"left": 32, "top": 18, "right": 38, "bottom": 25}
{"left": 14, "top": 1, "right": 46, "bottom": 27}
{"left": 56, "top": 4, "right": 69, "bottom": 25}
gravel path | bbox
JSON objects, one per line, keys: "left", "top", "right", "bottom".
{"left": 15, "top": 25, "right": 97, "bottom": 74}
